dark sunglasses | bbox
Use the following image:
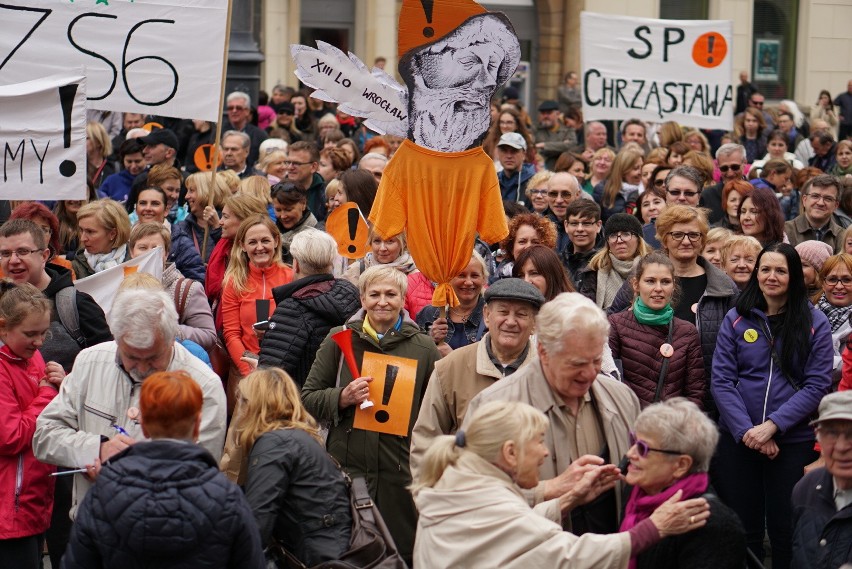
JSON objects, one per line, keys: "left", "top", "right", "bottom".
{"left": 719, "top": 164, "right": 742, "bottom": 173}
{"left": 629, "top": 431, "right": 683, "bottom": 458}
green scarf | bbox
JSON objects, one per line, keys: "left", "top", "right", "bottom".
{"left": 633, "top": 297, "right": 674, "bottom": 326}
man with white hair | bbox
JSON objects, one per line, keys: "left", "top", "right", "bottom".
{"left": 465, "top": 292, "right": 640, "bottom": 534}
{"left": 33, "top": 289, "right": 227, "bottom": 519}
{"left": 699, "top": 143, "right": 746, "bottom": 224}
{"left": 358, "top": 152, "right": 388, "bottom": 182}
{"left": 222, "top": 91, "right": 267, "bottom": 169}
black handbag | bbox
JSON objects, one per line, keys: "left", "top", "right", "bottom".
{"left": 265, "top": 473, "right": 408, "bottom": 569}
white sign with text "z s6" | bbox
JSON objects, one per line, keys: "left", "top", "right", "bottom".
{"left": 0, "top": 1, "right": 228, "bottom": 122}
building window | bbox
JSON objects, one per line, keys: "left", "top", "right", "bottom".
{"left": 660, "top": 0, "right": 709, "bottom": 20}
{"left": 752, "top": 0, "right": 798, "bottom": 100}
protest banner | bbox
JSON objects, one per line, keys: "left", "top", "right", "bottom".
{"left": 0, "top": 0, "right": 228, "bottom": 121}
{"left": 0, "top": 73, "right": 86, "bottom": 199}
{"left": 581, "top": 12, "right": 733, "bottom": 130}
{"left": 73, "top": 247, "right": 163, "bottom": 320}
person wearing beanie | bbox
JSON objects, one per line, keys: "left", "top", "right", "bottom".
{"left": 578, "top": 212, "right": 652, "bottom": 310}
{"left": 796, "top": 240, "right": 833, "bottom": 299}
{"left": 812, "top": 253, "right": 852, "bottom": 380}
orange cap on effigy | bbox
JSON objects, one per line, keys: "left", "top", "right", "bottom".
{"left": 398, "top": 0, "right": 487, "bottom": 57}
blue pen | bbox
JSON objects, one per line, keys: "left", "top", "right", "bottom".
{"left": 112, "top": 424, "right": 130, "bottom": 436}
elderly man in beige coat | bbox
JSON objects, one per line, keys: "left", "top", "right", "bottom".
{"left": 465, "top": 292, "right": 640, "bottom": 533}
{"left": 410, "top": 279, "right": 545, "bottom": 477}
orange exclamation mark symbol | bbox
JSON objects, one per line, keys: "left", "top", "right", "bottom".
{"left": 421, "top": 0, "right": 434, "bottom": 37}
{"left": 692, "top": 32, "right": 726, "bottom": 69}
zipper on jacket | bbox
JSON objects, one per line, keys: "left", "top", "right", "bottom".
{"left": 14, "top": 453, "right": 23, "bottom": 512}
{"left": 82, "top": 404, "right": 118, "bottom": 423}
{"left": 762, "top": 354, "right": 773, "bottom": 423}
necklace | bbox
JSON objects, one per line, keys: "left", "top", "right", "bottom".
{"left": 449, "top": 305, "right": 475, "bottom": 323}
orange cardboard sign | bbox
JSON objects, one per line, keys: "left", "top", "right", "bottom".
{"left": 194, "top": 144, "right": 223, "bottom": 172}
{"left": 692, "top": 32, "right": 727, "bottom": 69}
{"left": 141, "top": 121, "right": 165, "bottom": 132}
{"left": 325, "top": 203, "right": 370, "bottom": 259}
{"left": 353, "top": 352, "right": 418, "bottom": 436}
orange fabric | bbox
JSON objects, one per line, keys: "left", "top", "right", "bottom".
{"left": 398, "top": 0, "right": 486, "bottom": 56}
{"left": 221, "top": 263, "right": 293, "bottom": 376}
{"left": 368, "top": 139, "right": 507, "bottom": 308}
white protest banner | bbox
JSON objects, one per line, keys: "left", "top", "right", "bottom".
{"left": 74, "top": 247, "right": 164, "bottom": 320}
{"left": 581, "top": 12, "right": 733, "bottom": 130}
{"left": 0, "top": 0, "right": 228, "bottom": 122}
{"left": 0, "top": 73, "right": 85, "bottom": 199}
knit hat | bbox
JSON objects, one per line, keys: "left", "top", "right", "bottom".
{"left": 604, "top": 213, "right": 643, "bottom": 239}
{"left": 795, "top": 241, "right": 833, "bottom": 272}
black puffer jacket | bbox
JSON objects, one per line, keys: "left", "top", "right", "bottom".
{"left": 259, "top": 274, "right": 360, "bottom": 387}
{"left": 62, "top": 440, "right": 264, "bottom": 569}
{"left": 792, "top": 467, "right": 852, "bottom": 569}
{"left": 244, "top": 429, "right": 352, "bottom": 566}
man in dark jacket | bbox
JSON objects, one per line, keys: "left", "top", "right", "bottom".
{"left": 285, "top": 141, "right": 327, "bottom": 222}
{"left": 259, "top": 229, "right": 360, "bottom": 386}
{"left": 496, "top": 132, "right": 535, "bottom": 208}
{"left": 792, "top": 391, "right": 852, "bottom": 569}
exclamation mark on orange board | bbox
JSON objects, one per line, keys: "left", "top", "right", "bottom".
{"left": 374, "top": 365, "right": 399, "bottom": 423}
{"left": 420, "top": 0, "right": 434, "bottom": 37}
{"left": 347, "top": 208, "right": 359, "bottom": 254}
{"left": 706, "top": 34, "right": 715, "bottom": 64}
{"left": 58, "top": 84, "right": 77, "bottom": 178}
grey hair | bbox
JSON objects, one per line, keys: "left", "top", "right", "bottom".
{"left": 359, "top": 152, "right": 389, "bottom": 166}
{"left": 634, "top": 398, "right": 719, "bottom": 472}
{"left": 665, "top": 165, "right": 705, "bottom": 191}
{"left": 290, "top": 228, "right": 337, "bottom": 275}
{"left": 536, "top": 292, "right": 609, "bottom": 355}
{"left": 110, "top": 289, "right": 179, "bottom": 349}
{"left": 222, "top": 130, "right": 251, "bottom": 150}
{"left": 715, "top": 143, "right": 746, "bottom": 161}
{"left": 226, "top": 91, "right": 251, "bottom": 108}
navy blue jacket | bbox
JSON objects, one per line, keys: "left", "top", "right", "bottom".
{"left": 498, "top": 163, "right": 535, "bottom": 209}
{"left": 62, "top": 440, "right": 264, "bottom": 569}
{"left": 792, "top": 468, "right": 852, "bottom": 569}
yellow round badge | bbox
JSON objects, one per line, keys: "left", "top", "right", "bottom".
{"left": 743, "top": 329, "right": 759, "bottom": 343}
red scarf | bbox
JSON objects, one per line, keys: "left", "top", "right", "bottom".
{"left": 620, "top": 472, "right": 709, "bottom": 569}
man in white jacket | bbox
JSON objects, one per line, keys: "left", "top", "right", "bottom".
{"left": 33, "top": 288, "right": 227, "bottom": 519}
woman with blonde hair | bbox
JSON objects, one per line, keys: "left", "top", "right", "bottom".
{"left": 343, "top": 229, "right": 415, "bottom": 286}
{"left": 683, "top": 129, "right": 710, "bottom": 155}
{"left": 172, "top": 171, "right": 229, "bottom": 264}
{"left": 524, "top": 170, "right": 553, "bottom": 215}
{"left": 720, "top": 235, "right": 762, "bottom": 291}
{"left": 585, "top": 147, "right": 616, "bottom": 193}
{"left": 413, "top": 400, "right": 710, "bottom": 568}
{"left": 256, "top": 149, "right": 288, "bottom": 184}
{"left": 86, "top": 121, "right": 115, "bottom": 190}
{"left": 71, "top": 199, "right": 132, "bottom": 278}
{"left": 593, "top": 147, "right": 644, "bottom": 222}
{"left": 701, "top": 227, "right": 733, "bottom": 269}
{"left": 238, "top": 175, "right": 275, "bottom": 219}
{"left": 239, "top": 368, "right": 352, "bottom": 565}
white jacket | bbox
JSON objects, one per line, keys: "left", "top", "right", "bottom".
{"left": 413, "top": 452, "right": 630, "bottom": 569}
{"left": 33, "top": 341, "right": 227, "bottom": 518}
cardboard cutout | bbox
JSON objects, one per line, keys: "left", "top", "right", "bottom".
{"left": 353, "top": 352, "right": 418, "bottom": 436}
{"left": 325, "top": 203, "right": 370, "bottom": 259}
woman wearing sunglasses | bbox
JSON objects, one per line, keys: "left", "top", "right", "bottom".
{"left": 712, "top": 243, "right": 832, "bottom": 569}
{"left": 620, "top": 398, "right": 746, "bottom": 569}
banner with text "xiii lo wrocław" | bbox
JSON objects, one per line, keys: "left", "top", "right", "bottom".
{"left": 0, "top": 73, "right": 86, "bottom": 200}
{"left": 0, "top": 0, "right": 228, "bottom": 122}
{"left": 581, "top": 12, "right": 733, "bottom": 130}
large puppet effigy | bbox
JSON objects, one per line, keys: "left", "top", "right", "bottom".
{"left": 292, "top": 0, "right": 519, "bottom": 308}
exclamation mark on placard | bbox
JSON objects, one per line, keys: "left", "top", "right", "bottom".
{"left": 347, "top": 208, "right": 359, "bottom": 254}
{"left": 706, "top": 34, "right": 716, "bottom": 64}
{"left": 420, "top": 0, "right": 434, "bottom": 37}
{"left": 58, "top": 84, "right": 77, "bottom": 178}
{"left": 374, "top": 365, "right": 399, "bottom": 423}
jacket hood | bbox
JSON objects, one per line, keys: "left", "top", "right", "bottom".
{"left": 98, "top": 440, "right": 223, "bottom": 556}
{"left": 43, "top": 265, "right": 73, "bottom": 296}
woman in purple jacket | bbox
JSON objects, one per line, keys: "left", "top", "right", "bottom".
{"left": 711, "top": 242, "right": 833, "bottom": 569}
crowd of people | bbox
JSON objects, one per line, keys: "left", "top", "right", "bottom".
{"left": 2, "top": 76, "right": 852, "bottom": 569}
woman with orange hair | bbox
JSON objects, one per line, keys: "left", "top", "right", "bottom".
{"left": 64, "top": 371, "right": 264, "bottom": 568}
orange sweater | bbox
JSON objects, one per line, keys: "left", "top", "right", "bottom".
{"left": 221, "top": 262, "right": 293, "bottom": 376}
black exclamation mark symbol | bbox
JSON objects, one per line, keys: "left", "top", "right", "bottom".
{"left": 347, "top": 208, "right": 359, "bottom": 254}
{"left": 58, "top": 84, "right": 78, "bottom": 178}
{"left": 706, "top": 35, "right": 715, "bottom": 64}
{"left": 374, "top": 365, "right": 398, "bottom": 423}
{"left": 421, "top": 0, "right": 434, "bottom": 38}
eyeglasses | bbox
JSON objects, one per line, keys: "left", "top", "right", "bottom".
{"left": 607, "top": 231, "right": 636, "bottom": 243}
{"left": 719, "top": 164, "right": 742, "bottom": 173}
{"left": 667, "top": 231, "right": 702, "bottom": 242}
{"left": 825, "top": 276, "right": 852, "bottom": 286}
{"left": 750, "top": 100, "right": 764, "bottom": 107}
{"left": 566, "top": 221, "right": 597, "bottom": 229}
{"left": 548, "top": 190, "right": 574, "bottom": 200}
{"left": 816, "top": 425, "right": 852, "bottom": 445}
{"left": 806, "top": 193, "right": 837, "bottom": 204}
{"left": 666, "top": 190, "right": 699, "bottom": 199}
{"left": 226, "top": 105, "right": 246, "bottom": 111}
{"left": 629, "top": 432, "right": 683, "bottom": 458}
{"left": 0, "top": 248, "right": 43, "bottom": 259}
{"left": 529, "top": 189, "right": 548, "bottom": 196}
{"left": 283, "top": 160, "right": 312, "bottom": 168}
{"left": 653, "top": 178, "right": 666, "bottom": 187}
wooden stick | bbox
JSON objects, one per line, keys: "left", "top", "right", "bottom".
{"left": 202, "top": 0, "right": 234, "bottom": 263}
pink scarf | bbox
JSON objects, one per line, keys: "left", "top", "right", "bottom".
{"left": 619, "top": 472, "right": 709, "bottom": 569}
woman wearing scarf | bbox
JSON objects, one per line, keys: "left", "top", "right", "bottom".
{"left": 579, "top": 213, "right": 651, "bottom": 311}
{"left": 592, "top": 147, "right": 644, "bottom": 223}
{"left": 620, "top": 398, "right": 746, "bottom": 569}
{"left": 343, "top": 229, "right": 416, "bottom": 286}
{"left": 608, "top": 253, "right": 705, "bottom": 408}
{"left": 71, "top": 200, "right": 132, "bottom": 278}
{"left": 814, "top": 253, "right": 852, "bottom": 382}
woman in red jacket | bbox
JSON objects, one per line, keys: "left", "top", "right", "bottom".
{"left": 608, "top": 252, "right": 705, "bottom": 408}
{"left": 221, "top": 216, "right": 293, "bottom": 414}
{"left": 0, "top": 281, "right": 64, "bottom": 568}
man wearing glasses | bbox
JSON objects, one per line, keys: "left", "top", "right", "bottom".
{"left": 284, "top": 141, "right": 327, "bottom": 222}
{"left": 544, "top": 172, "right": 583, "bottom": 252}
{"left": 222, "top": 91, "right": 268, "bottom": 170}
{"left": 785, "top": 175, "right": 844, "bottom": 253}
{"left": 699, "top": 144, "right": 747, "bottom": 224}
{"left": 791, "top": 390, "right": 852, "bottom": 569}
